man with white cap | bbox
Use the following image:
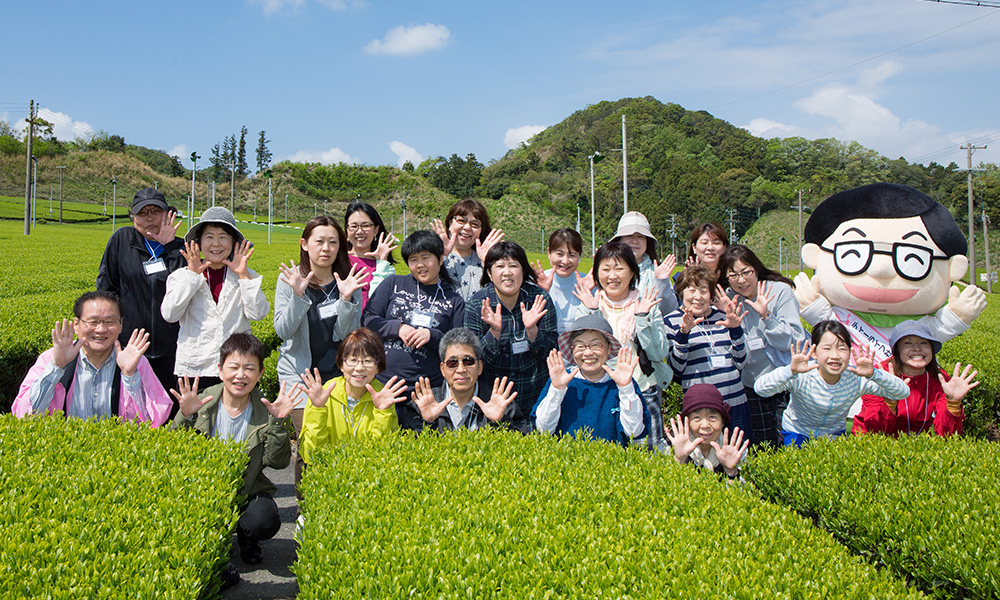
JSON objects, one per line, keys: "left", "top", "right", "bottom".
{"left": 97, "top": 187, "right": 185, "bottom": 404}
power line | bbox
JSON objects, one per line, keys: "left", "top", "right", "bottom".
{"left": 921, "top": 0, "right": 1000, "bottom": 7}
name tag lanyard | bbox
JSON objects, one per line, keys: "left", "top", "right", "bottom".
{"left": 695, "top": 320, "right": 727, "bottom": 368}
{"left": 410, "top": 283, "right": 439, "bottom": 328}
{"left": 342, "top": 399, "right": 371, "bottom": 439}
{"left": 142, "top": 239, "right": 166, "bottom": 275}
{"left": 317, "top": 282, "right": 340, "bottom": 320}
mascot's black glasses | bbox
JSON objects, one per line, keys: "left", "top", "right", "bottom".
{"left": 820, "top": 241, "right": 948, "bottom": 281}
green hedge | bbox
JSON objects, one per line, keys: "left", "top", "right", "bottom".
{"left": 936, "top": 297, "right": 1000, "bottom": 439}
{"left": 0, "top": 415, "right": 248, "bottom": 598}
{"left": 295, "top": 429, "right": 923, "bottom": 599}
{"left": 743, "top": 434, "right": 1000, "bottom": 599}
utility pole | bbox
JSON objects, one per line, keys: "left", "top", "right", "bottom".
{"left": 576, "top": 203, "right": 580, "bottom": 232}
{"left": 667, "top": 214, "right": 678, "bottom": 258}
{"left": 983, "top": 209, "right": 993, "bottom": 294}
{"left": 589, "top": 151, "right": 603, "bottom": 256}
{"left": 779, "top": 237, "right": 784, "bottom": 276}
{"left": 111, "top": 176, "right": 117, "bottom": 231}
{"left": 230, "top": 159, "right": 236, "bottom": 213}
{"left": 401, "top": 197, "right": 407, "bottom": 237}
{"left": 23, "top": 100, "right": 35, "bottom": 235}
{"left": 211, "top": 181, "right": 215, "bottom": 208}
{"left": 190, "top": 152, "right": 200, "bottom": 229}
{"left": 793, "top": 189, "right": 810, "bottom": 270}
{"left": 267, "top": 172, "right": 273, "bottom": 245}
{"left": 285, "top": 194, "right": 288, "bottom": 224}
{"left": 56, "top": 165, "right": 66, "bottom": 223}
{"left": 962, "top": 144, "right": 987, "bottom": 286}
{"left": 725, "top": 208, "right": 738, "bottom": 244}
{"left": 621, "top": 115, "right": 628, "bottom": 213}
{"left": 31, "top": 156, "right": 37, "bottom": 230}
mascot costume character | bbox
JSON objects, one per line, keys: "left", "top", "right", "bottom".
{"left": 794, "top": 182, "right": 986, "bottom": 362}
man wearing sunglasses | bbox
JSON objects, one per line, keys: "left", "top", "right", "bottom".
{"left": 794, "top": 182, "right": 986, "bottom": 362}
{"left": 407, "top": 327, "right": 531, "bottom": 433}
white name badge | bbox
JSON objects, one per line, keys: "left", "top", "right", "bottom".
{"left": 747, "top": 337, "right": 765, "bottom": 351}
{"left": 710, "top": 355, "right": 729, "bottom": 368}
{"left": 318, "top": 300, "right": 339, "bottom": 320}
{"left": 511, "top": 340, "right": 529, "bottom": 354}
{"left": 143, "top": 258, "right": 166, "bottom": 275}
{"left": 410, "top": 311, "right": 434, "bottom": 328}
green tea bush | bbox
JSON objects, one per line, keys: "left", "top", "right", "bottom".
{"left": 743, "top": 434, "right": 1000, "bottom": 599}
{"left": 0, "top": 414, "right": 248, "bottom": 598}
{"left": 936, "top": 297, "right": 1000, "bottom": 439}
{"left": 296, "top": 429, "right": 923, "bottom": 599}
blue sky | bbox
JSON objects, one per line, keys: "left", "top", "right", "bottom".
{"left": 3, "top": 0, "right": 1000, "bottom": 171}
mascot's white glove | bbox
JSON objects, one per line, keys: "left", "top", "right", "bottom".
{"left": 793, "top": 272, "right": 822, "bottom": 308}
{"left": 947, "top": 284, "right": 987, "bottom": 325}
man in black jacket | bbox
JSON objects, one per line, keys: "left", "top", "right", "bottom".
{"left": 97, "top": 187, "right": 185, "bottom": 409}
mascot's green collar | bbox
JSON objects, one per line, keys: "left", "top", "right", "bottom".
{"left": 852, "top": 311, "right": 925, "bottom": 328}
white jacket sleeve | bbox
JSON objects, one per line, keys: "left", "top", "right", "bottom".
{"left": 238, "top": 269, "right": 271, "bottom": 321}
{"left": 161, "top": 268, "right": 204, "bottom": 323}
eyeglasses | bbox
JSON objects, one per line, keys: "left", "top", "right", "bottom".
{"left": 444, "top": 355, "right": 477, "bottom": 369}
{"left": 347, "top": 222, "right": 374, "bottom": 233}
{"left": 571, "top": 341, "right": 607, "bottom": 352}
{"left": 134, "top": 208, "right": 164, "bottom": 218}
{"left": 343, "top": 357, "right": 377, "bottom": 369}
{"left": 453, "top": 216, "right": 482, "bottom": 229}
{"left": 727, "top": 267, "right": 755, "bottom": 282}
{"left": 820, "top": 241, "right": 948, "bottom": 281}
{"left": 78, "top": 318, "right": 121, "bottom": 328}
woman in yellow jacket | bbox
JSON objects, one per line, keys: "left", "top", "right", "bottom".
{"left": 298, "top": 327, "right": 407, "bottom": 465}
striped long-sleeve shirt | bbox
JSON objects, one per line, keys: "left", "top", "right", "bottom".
{"left": 660, "top": 307, "right": 747, "bottom": 408}
{"left": 754, "top": 365, "right": 909, "bottom": 438}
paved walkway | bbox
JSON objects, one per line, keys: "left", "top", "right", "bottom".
{"left": 222, "top": 447, "right": 299, "bottom": 600}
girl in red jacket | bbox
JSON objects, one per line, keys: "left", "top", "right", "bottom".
{"left": 852, "top": 320, "right": 978, "bottom": 437}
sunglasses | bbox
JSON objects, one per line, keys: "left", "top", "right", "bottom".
{"left": 444, "top": 355, "right": 477, "bottom": 369}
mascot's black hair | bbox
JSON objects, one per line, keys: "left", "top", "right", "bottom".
{"left": 804, "top": 183, "right": 967, "bottom": 257}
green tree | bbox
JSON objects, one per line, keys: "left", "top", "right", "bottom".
{"left": 255, "top": 130, "right": 272, "bottom": 174}
{"left": 237, "top": 126, "right": 248, "bottom": 179}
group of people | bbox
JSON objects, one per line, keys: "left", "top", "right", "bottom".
{"left": 12, "top": 185, "right": 982, "bottom": 582}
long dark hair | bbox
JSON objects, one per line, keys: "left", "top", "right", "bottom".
{"left": 299, "top": 216, "right": 352, "bottom": 287}
{"left": 480, "top": 241, "right": 537, "bottom": 288}
{"left": 592, "top": 241, "right": 640, "bottom": 294}
{"left": 719, "top": 245, "right": 794, "bottom": 290}
{"left": 345, "top": 201, "right": 396, "bottom": 265}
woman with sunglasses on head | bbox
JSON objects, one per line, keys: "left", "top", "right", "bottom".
{"left": 431, "top": 198, "right": 505, "bottom": 301}
{"left": 719, "top": 245, "right": 805, "bottom": 449}
{"left": 345, "top": 201, "right": 398, "bottom": 309}
{"left": 464, "top": 241, "right": 558, "bottom": 416}
{"left": 362, "top": 230, "right": 465, "bottom": 427}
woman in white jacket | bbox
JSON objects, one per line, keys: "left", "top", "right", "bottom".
{"left": 161, "top": 207, "right": 270, "bottom": 389}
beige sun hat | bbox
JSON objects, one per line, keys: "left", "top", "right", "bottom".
{"left": 611, "top": 211, "right": 656, "bottom": 242}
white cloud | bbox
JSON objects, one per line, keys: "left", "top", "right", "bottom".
{"left": 247, "top": 0, "right": 366, "bottom": 15}
{"left": 316, "top": 0, "right": 368, "bottom": 9}
{"left": 743, "top": 118, "right": 801, "bottom": 138}
{"left": 15, "top": 108, "right": 94, "bottom": 141}
{"left": 364, "top": 23, "right": 451, "bottom": 56}
{"left": 168, "top": 145, "right": 188, "bottom": 160}
{"left": 285, "top": 148, "right": 361, "bottom": 165}
{"left": 504, "top": 125, "right": 547, "bottom": 149}
{"left": 388, "top": 141, "right": 422, "bottom": 168}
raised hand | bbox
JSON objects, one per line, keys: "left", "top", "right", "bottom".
{"left": 521, "top": 295, "right": 549, "bottom": 331}
{"left": 679, "top": 306, "right": 705, "bottom": 335}
{"left": 848, "top": 345, "right": 876, "bottom": 378}
{"left": 635, "top": 286, "right": 661, "bottom": 315}
{"left": 431, "top": 218, "right": 456, "bottom": 256}
{"left": 152, "top": 210, "right": 180, "bottom": 245}
{"left": 300, "top": 368, "right": 337, "bottom": 408}
{"left": 533, "top": 259, "right": 553, "bottom": 292}
{"left": 710, "top": 427, "right": 749, "bottom": 473}
{"left": 720, "top": 294, "right": 748, "bottom": 329}
{"left": 685, "top": 254, "right": 698, "bottom": 268}
{"left": 474, "top": 376, "right": 518, "bottom": 423}
{"left": 115, "top": 328, "right": 150, "bottom": 376}
{"left": 789, "top": 339, "right": 816, "bottom": 375}
{"left": 579, "top": 269, "right": 596, "bottom": 292}
{"left": 279, "top": 260, "right": 314, "bottom": 298}
{"left": 940, "top": 362, "right": 979, "bottom": 412}
{"left": 335, "top": 263, "right": 370, "bottom": 301}
{"left": 665, "top": 415, "right": 703, "bottom": 465}
{"left": 546, "top": 348, "right": 577, "bottom": 390}
{"left": 475, "top": 228, "right": 505, "bottom": 263}
{"left": 481, "top": 298, "right": 504, "bottom": 338}
{"left": 399, "top": 324, "right": 431, "bottom": 349}
{"left": 603, "top": 345, "right": 638, "bottom": 387}
{"left": 411, "top": 376, "right": 448, "bottom": 422}
{"left": 364, "top": 231, "right": 398, "bottom": 261}
{"left": 367, "top": 376, "right": 408, "bottom": 410}
{"left": 573, "top": 275, "right": 599, "bottom": 310}
{"left": 653, "top": 254, "right": 677, "bottom": 279}
{"left": 261, "top": 380, "right": 302, "bottom": 419}
{"left": 223, "top": 239, "right": 254, "bottom": 278}
{"left": 51, "top": 318, "right": 80, "bottom": 369}
{"left": 744, "top": 281, "right": 773, "bottom": 318}
{"left": 170, "top": 376, "right": 213, "bottom": 418}
{"left": 180, "top": 240, "right": 208, "bottom": 274}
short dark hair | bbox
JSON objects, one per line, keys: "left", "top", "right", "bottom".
{"left": 548, "top": 228, "right": 583, "bottom": 255}
{"left": 803, "top": 183, "right": 966, "bottom": 257}
{"left": 719, "top": 244, "right": 795, "bottom": 289}
{"left": 401, "top": 230, "right": 456, "bottom": 288}
{"left": 480, "top": 241, "right": 537, "bottom": 288}
{"left": 811, "top": 320, "right": 852, "bottom": 348}
{"left": 219, "top": 332, "right": 268, "bottom": 369}
{"left": 336, "top": 327, "right": 387, "bottom": 373}
{"left": 345, "top": 201, "right": 396, "bottom": 265}
{"left": 675, "top": 264, "right": 716, "bottom": 297}
{"left": 592, "top": 242, "right": 640, "bottom": 293}
{"left": 445, "top": 199, "right": 492, "bottom": 243}
{"left": 688, "top": 222, "right": 729, "bottom": 255}
{"left": 73, "top": 291, "right": 123, "bottom": 320}
{"left": 438, "top": 327, "right": 483, "bottom": 362}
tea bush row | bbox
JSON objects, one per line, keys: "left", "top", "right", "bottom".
{"left": 743, "top": 434, "right": 1000, "bottom": 599}
{"left": 295, "top": 429, "right": 924, "bottom": 599}
{"left": 0, "top": 415, "right": 248, "bottom": 599}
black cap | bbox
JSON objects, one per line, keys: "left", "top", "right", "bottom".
{"left": 131, "top": 187, "right": 168, "bottom": 214}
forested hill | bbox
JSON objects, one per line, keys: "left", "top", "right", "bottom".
{"left": 480, "top": 96, "right": 981, "bottom": 243}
